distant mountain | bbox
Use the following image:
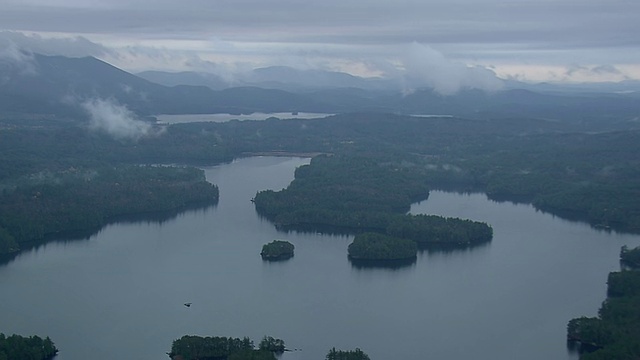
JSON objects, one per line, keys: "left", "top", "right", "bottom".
{"left": 136, "top": 70, "right": 230, "bottom": 90}
{"left": 0, "top": 54, "right": 184, "bottom": 115}
{"left": 244, "top": 66, "right": 394, "bottom": 91}
{"left": 1, "top": 53, "right": 639, "bottom": 128}
{"left": 504, "top": 79, "right": 640, "bottom": 95}
{"left": 138, "top": 66, "right": 395, "bottom": 92}
{"left": 0, "top": 54, "right": 331, "bottom": 116}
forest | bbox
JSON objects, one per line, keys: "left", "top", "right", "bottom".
{"left": 347, "top": 232, "right": 417, "bottom": 261}
{"left": 168, "top": 335, "right": 369, "bottom": 360}
{"left": 260, "top": 240, "right": 295, "bottom": 261}
{"left": 0, "top": 333, "right": 57, "bottom": 360}
{"left": 0, "top": 165, "right": 219, "bottom": 256}
{"left": 168, "top": 335, "right": 273, "bottom": 360}
{"left": 253, "top": 154, "right": 494, "bottom": 253}
{"left": 2, "top": 113, "right": 639, "bottom": 235}
{"left": 567, "top": 246, "right": 640, "bottom": 359}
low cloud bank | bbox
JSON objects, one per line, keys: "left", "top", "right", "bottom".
{"left": 400, "top": 43, "right": 504, "bottom": 95}
{"left": 0, "top": 38, "right": 37, "bottom": 76}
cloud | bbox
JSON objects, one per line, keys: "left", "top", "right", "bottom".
{"left": 0, "top": 37, "right": 38, "bottom": 76}
{"left": 0, "top": 31, "right": 113, "bottom": 58}
{"left": 562, "top": 64, "right": 629, "bottom": 82}
{"left": 81, "top": 98, "right": 160, "bottom": 140}
{"left": 399, "top": 43, "right": 503, "bottom": 95}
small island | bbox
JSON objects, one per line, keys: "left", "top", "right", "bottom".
{"left": 168, "top": 335, "right": 283, "bottom": 360}
{"left": 260, "top": 240, "right": 294, "bottom": 261}
{"left": 348, "top": 232, "right": 417, "bottom": 261}
{"left": 168, "top": 335, "right": 370, "bottom": 360}
{"left": 0, "top": 333, "right": 58, "bottom": 360}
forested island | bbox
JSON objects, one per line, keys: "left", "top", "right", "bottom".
{"left": 348, "top": 233, "right": 417, "bottom": 261}
{"left": 168, "top": 335, "right": 370, "bottom": 360}
{"left": 567, "top": 245, "right": 640, "bottom": 359}
{"left": 325, "top": 347, "right": 371, "bottom": 360}
{"left": 0, "top": 333, "right": 57, "bottom": 360}
{"left": 254, "top": 155, "right": 493, "bottom": 252}
{"left": 168, "top": 335, "right": 280, "bottom": 360}
{"left": 261, "top": 240, "right": 295, "bottom": 260}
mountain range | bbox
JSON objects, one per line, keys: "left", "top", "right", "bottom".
{"left": 1, "top": 53, "right": 640, "bottom": 126}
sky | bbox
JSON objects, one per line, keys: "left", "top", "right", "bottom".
{"left": 1, "top": 0, "right": 639, "bottom": 86}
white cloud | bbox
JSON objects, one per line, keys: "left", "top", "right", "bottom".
{"left": 1, "top": 0, "right": 639, "bottom": 84}
{"left": 0, "top": 37, "right": 37, "bottom": 76}
{"left": 0, "top": 31, "right": 112, "bottom": 58}
{"left": 81, "top": 98, "right": 160, "bottom": 140}
{"left": 399, "top": 43, "right": 503, "bottom": 94}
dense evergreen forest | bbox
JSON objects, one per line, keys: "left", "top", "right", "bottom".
{"left": 254, "top": 154, "right": 493, "bottom": 251}
{"left": 260, "top": 240, "right": 295, "bottom": 260}
{"left": 325, "top": 347, "right": 371, "bottom": 360}
{"left": 168, "top": 335, "right": 276, "bottom": 360}
{"left": 3, "top": 112, "right": 637, "bottom": 234}
{"left": 347, "top": 233, "right": 417, "bottom": 261}
{"left": 0, "top": 333, "right": 57, "bottom": 360}
{"left": 168, "top": 335, "right": 369, "bottom": 360}
{"left": 567, "top": 246, "right": 640, "bottom": 359}
{"left": 0, "top": 165, "right": 219, "bottom": 256}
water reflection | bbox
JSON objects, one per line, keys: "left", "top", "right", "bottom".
{"left": 0, "top": 203, "right": 217, "bottom": 267}
{"left": 418, "top": 241, "right": 491, "bottom": 255}
{"left": 348, "top": 256, "right": 417, "bottom": 270}
{"left": 566, "top": 339, "right": 601, "bottom": 356}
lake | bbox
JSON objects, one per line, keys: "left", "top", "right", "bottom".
{"left": 1, "top": 156, "right": 639, "bottom": 360}
{"left": 155, "top": 112, "right": 332, "bottom": 124}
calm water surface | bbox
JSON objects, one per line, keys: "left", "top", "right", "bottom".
{"left": 1, "top": 156, "right": 639, "bottom": 360}
{"left": 156, "top": 113, "right": 332, "bottom": 124}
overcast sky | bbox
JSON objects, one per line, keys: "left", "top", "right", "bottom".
{"left": 1, "top": 0, "right": 639, "bottom": 84}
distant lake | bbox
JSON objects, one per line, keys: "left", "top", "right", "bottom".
{"left": 1, "top": 157, "right": 639, "bottom": 360}
{"left": 156, "top": 112, "right": 333, "bottom": 124}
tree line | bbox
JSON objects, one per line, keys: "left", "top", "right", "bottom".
{"left": 567, "top": 245, "right": 640, "bottom": 359}
{"left": 168, "top": 335, "right": 370, "bottom": 360}
{"left": 0, "top": 165, "right": 218, "bottom": 255}
{"left": 0, "top": 333, "right": 57, "bottom": 360}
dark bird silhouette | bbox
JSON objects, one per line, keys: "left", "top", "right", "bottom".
{"left": 184, "top": 303, "right": 192, "bottom": 307}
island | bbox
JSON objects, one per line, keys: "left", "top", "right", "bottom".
{"left": 348, "top": 232, "right": 417, "bottom": 261}
{"left": 326, "top": 347, "right": 371, "bottom": 360}
{"left": 168, "top": 335, "right": 282, "bottom": 360}
{"left": 168, "top": 335, "right": 370, "bottom": 360}
{"left": 260, "top": 240, "right": 294, "bottom": 261}
{"left": 387, "top": 214, "right": 493, "bottom": 247}
{"left": 0, "top": 333, "right": 58, "bottom": 360}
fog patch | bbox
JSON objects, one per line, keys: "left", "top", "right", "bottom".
{"left": 0, "top": 31, "right": 112, "bottom": 59}
{"left": 400, "top": 43, "right": 503, "bottom": 95}
{"left": 0, "top": 38, "right": 37, "bottom": 78}
{"left": 81, "top": 98, "right": 161, "bottom": 141}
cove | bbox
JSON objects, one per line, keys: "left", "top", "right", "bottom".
{"left": 1, "top": 156, "right": 639, "bottom": 360}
